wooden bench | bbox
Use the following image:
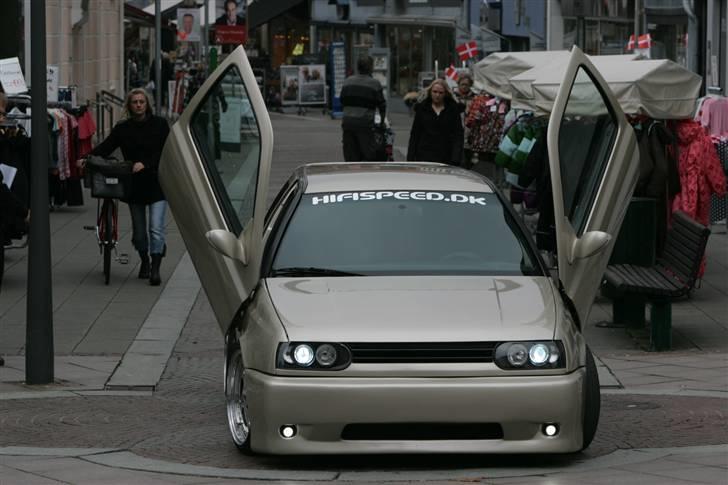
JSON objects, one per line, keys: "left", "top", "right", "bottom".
{"left": 603, "top": 211, "right": 711, "bottom": 350}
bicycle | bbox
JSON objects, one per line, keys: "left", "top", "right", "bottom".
{"left": 82, "top": 156, "right": 132, "bottom": 285}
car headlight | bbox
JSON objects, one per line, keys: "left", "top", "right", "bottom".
{"left": 277, "top": 342, "right": 352, "bottom": 370}
{"left": 494, "top": 341, "right": 565, "bottom": 370}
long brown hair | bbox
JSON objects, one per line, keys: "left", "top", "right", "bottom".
{"left": 123, "top": 88, "right": 154, "bottom": 119}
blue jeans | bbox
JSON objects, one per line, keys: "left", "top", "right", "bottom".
{"left": 129, "top": 201, "right": 166, "bottom": 255}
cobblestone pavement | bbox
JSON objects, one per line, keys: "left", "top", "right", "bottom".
{"left": 1, "top": 291, "right": 726, "bottom": 473}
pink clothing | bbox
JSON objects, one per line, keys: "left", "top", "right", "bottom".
{"left": 698, "top": 96, "right": 728, "bottom": 137}
{"left": 671, "top": 120, "right": 727, "bottom": 276}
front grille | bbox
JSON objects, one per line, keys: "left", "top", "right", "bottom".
{"left": 346, "top": 342, "right": 497, "bottom": 363}
{"left": 341, "top": 423, "right": 504, "bottom": 441}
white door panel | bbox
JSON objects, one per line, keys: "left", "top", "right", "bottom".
{"left": 160, "top": 46, "right": 274, "bottom": 333}
{"left": 546, "top": 47, "right": 639, "bottom": 326}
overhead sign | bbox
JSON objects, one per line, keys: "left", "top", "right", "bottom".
{"left": 0, "top": 57, "right": 28, "bottom": 95}
{"left": 214, "top": 25, "right": 247, "bottom": 45}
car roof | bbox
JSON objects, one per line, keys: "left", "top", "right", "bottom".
{"left": 299, "top": 162, "right": 496, "bottom": 194}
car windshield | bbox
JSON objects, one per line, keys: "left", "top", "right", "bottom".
{"left": 270, "top": 190, "right": 541, "bottom": 277}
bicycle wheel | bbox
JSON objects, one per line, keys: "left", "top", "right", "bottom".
{"left": 103, "top": 200, "right": 113, "bottom": 285}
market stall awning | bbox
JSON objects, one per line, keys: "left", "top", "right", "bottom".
{"left": 125, "top": 4, "right": 155, "bottom": 26}
{"left": 472, "top": 51, "right": 570, "bottom": 99}
{"left": 509, "top": 54, "right": 640, "bottom": 100}
{"left": 248, "top": 0, "right": 306, "bottom": 29}
{"left": 510, "top": 57, "right": 702, "bottom": 119}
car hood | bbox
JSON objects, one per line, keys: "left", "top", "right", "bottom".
{"left": 266, "top": 276, "right": 558, "bottom": 342}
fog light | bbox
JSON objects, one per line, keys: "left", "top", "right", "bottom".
{"left": 543, "top": 423, "right": 559, "bottom": 437}
{"left": 293, "top": 344, "right": 315, "bottom": 366}
{"left": 280, "top": 425, "right": 297, "bottom": 438}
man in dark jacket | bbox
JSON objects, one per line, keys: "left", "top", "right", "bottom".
{"left": 340, "top": 56, "right": 387, "bottom": 161}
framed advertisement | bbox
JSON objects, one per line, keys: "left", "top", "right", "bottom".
{"left": 299, "top": 64, "right": 326, "bottom": 105}
{"left": 177, "top": 8, "right": 201, "bottom": 42}
{"left": 280, "top": 66, "right": 299, "bottom": 105}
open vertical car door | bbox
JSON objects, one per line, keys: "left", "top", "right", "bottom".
{"left": 159, "top": 46, "right": 273, "bottom": 333}
{"left": 546, "top": 46, "right": 639, "bottom": 326}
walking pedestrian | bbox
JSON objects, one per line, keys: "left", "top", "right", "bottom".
{"left": 453, "top": 74, "right": 476, "bottom": 169}
{"left": 340, "top": 56, "right": 387, "bottom": 161}
{"left": 0, "top": 92, "right": 30, "bottom": 301}
{"left": 406, "top": 79, "right": 463, "bottom": 166}
{"left": 88, "top": 88, "right": 170, "bottom": 286}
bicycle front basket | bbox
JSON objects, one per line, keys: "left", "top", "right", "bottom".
{"left": 87, "top": 156, "right": 132, "bottom": 199}
{"left": 90, "top": 171, "right": 131, "bottom": 199}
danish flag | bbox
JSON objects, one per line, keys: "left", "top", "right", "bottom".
{"left": 444, "top": 65, "right": 458, "bottom": 81}
{"left": 456, "top": 41, "right": 479, "bottom": 61}
{"left": 627, "top": 33, "right": 652, "bottom": 50}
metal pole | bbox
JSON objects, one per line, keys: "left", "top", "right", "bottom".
{"left": 26, "top": 0, "right": 54, "bottom": 385}
{"left": 634, "top": 0, "right": 640, "bottom": 47}
{"left": 204, "top": 0, "right": 210, "bottom": 71}
{"left": 155, "top": 0, "right": 162, "bottom": 114}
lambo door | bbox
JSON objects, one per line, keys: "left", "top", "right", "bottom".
{"left": 159, "top": 46, "right": 273, "bottom": 333}
{"left": 547, "top": 46, "right": 639, "bottom": 326}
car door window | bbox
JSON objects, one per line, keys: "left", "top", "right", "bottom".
{"left": 558, "top": 66, "right": 617, "bottom": 236}
{"left": 190, "top": 65, "right": 261, "bottom": 236}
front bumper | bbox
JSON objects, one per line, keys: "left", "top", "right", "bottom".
{"left": 246, "top": 368, "right": 587, "bottom": 454}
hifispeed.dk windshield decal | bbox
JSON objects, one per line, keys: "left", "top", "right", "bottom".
{"left": 310, "top": 191, "right": 487, "bottom": 206}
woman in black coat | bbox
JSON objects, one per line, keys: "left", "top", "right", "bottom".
{"left": 407, "top": 79, "right": 464, "bottom": 166}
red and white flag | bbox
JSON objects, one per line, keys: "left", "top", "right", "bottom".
{"left": 456, "top": 41, "right": 479, "bottom": 61}
{"left": 444, "top": 65, "right": 458, "bottom": 81}
{"left": 627, "top": 33, "right": 651, "bottom": 50}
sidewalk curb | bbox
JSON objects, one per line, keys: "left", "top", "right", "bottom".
{"left": 105, "top": 252, "right": 200, "bottom": 390}
{"left": 1, "top": 445, "right": 725, "bottom": 482}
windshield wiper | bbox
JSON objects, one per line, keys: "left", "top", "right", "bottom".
{"left": 270, "top": 267, "right": 364, "bottom": 277}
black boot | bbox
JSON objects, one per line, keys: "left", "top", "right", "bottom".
{"left": 138, "top": 251, "right": 150, "bottom": 279}
{"left": 150, "top": 254, "right": 162, "bottom": 286}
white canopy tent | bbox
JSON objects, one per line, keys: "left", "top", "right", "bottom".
{"left": 510, "top": 57, "right": 702, "bottom": 119}
{"left": 472, "top": 51, "right": 570, "bottom": 99}
{"left": 509, "top": 54, "right": 639, "bottom": 100}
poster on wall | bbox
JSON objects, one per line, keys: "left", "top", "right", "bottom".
{"left": 0, "top": 57, "right": 28, "bottom": 95}
{"left": 280, "top": 66, "right": 300, "bottom": 105}
{"left": 214, "top": 0, "right": 247, "bottom": 45}
{"left": 299, "top": 64, "right": 326, "bottom": 105}
{"left": 215, "top": 0, "right": 246, "bottom": 26}
{"left": 46, "top": 65, "right": 59, "bottom": 103}
{"left": 177, "top": 8, "right": 201, "bottom": 42}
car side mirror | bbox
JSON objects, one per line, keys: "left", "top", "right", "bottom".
{"left": 570, "top": 231, "right": 611, "bottom": 262}
{"left": 206, "top": 229, "right": 247, "bottom": 265}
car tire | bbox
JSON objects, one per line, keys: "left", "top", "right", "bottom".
{"left": 581, "top": 346, "right": 601, "bottom": 450}
{"left": 225, "top": 345, "right": 255, "bottom": 455}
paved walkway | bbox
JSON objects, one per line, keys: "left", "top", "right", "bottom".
{"left": 1, "top": 112, "right": 726, "bottom": 483}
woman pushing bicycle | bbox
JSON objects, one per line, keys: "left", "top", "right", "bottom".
{"left": 87, "top": 88, "right": 170, "bottom": 286}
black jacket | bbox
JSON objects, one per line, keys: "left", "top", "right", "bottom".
{"left": 340, "top": 74, "right": 386, "bottom": 131}
{"left": 91, "top": 115, "right": 170, "bottom": 205}
{"left": 0, "top": 171, "right": 28, "bottom": 241}
{"left": 407, "top": 98, "right": 464, "bottom": 166}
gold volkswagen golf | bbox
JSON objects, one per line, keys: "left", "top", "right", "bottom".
{"left": 160, "top": 46, "right": 638, "bottom": 455}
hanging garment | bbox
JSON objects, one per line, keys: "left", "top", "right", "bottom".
{"left": 672, "top": 121, "right": 727, "bottom": 276}
{"left": 672, "top": 120, "right": 727, "bottom": 225}
{"left": 697, "top": 96, "right": 728, "bottom": 137}
{"left": 709, "top": 138, "right": 728, "bottom": 223}
{"left": 77, "top": 109, "right": 97, "bottom": 159}
{"left": 465, "top": 95, "right": 509, "bottom": 154}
